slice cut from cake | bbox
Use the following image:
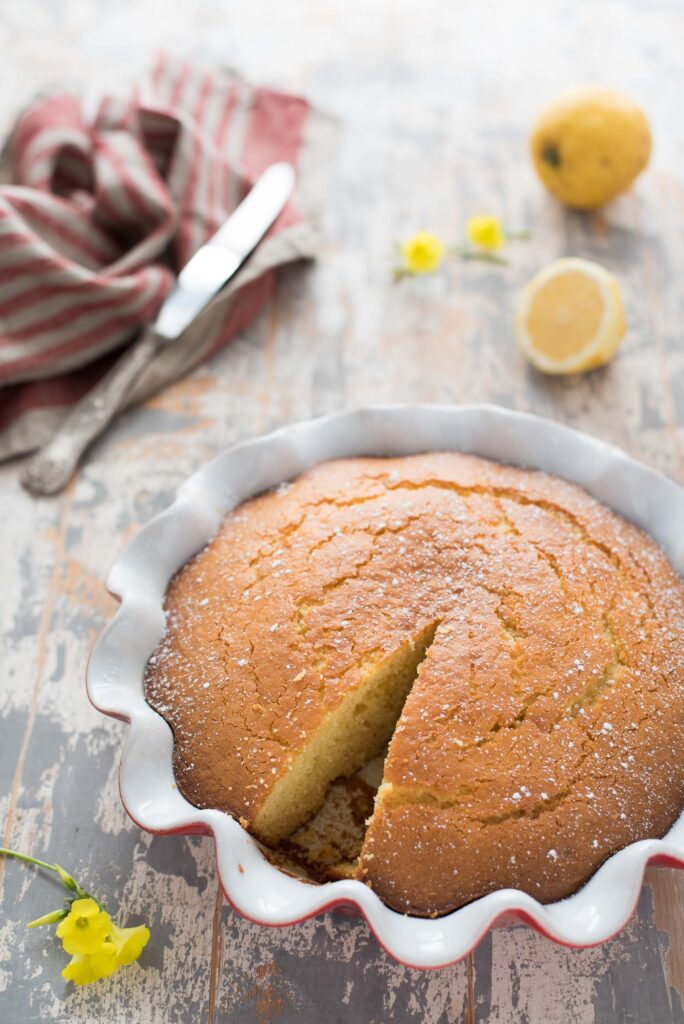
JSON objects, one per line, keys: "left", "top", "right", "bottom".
{"left": 146, "top": 452, "right": 684, "bottom": 916}
{"left": 251, "top": 619, "right": 439, "bottom": 844}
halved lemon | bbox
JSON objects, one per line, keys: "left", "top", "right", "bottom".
{"left": 515, "top": 258, "right": 627, "bottom": 375}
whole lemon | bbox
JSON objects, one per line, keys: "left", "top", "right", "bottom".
{"left": 530, "top": 87, "right": 651, "bottom": 209}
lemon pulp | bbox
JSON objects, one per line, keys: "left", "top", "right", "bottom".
{"left": 525, "top": 271, "right": 604, "bottom": 361}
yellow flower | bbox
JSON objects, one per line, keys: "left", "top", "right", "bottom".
{"left": 62, "top": 949, "right": 118, "bottom": 986}
{"left": 400, "top": 232, "right": 445, "bottom": 274}
{"left": 110, "top": 922, "right": 151, "bottom": 965}
{"left": 58, "top": 921, "right": 150, "bottom": 985}
{"left": 56, "top": 898, "right": 113, "bottom": 956}
{"left": 1, "top": 847, "right": 152, "bottom": 987}
{"left": 466, "top": 215, "right": 505, "bottom": 251}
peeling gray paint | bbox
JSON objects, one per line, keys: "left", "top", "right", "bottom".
{"left": 2, "top": 0, "right": 684, "bottom": 1020}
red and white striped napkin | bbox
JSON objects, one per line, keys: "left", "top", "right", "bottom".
{"left": 0, "top": 55, "right": 336, "bottom": 461}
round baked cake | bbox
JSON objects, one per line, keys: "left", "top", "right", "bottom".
{"left": 145, "top": 452, "right": 684, "bottom": 916}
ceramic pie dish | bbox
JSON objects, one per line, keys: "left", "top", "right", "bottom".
{"left": 87, "top": 404, "right": 684, "bottom": 969}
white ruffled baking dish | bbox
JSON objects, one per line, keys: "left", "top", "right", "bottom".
{"left": 87, "top": 404, "right": 684, "bottom": 969}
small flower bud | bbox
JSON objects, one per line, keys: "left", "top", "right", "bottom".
{"left": 27, "top": 908, "right": 68, "bottom": 929}
{"left": 54, "top": 864, "right": 81, "bottom": 893}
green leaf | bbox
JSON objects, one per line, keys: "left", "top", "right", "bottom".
{"left": 0, "top": 848, "right": 57, "bottom": 873}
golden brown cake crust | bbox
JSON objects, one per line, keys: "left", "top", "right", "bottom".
{"left": 145, "top": 452, "right": 684, "bottom": 915}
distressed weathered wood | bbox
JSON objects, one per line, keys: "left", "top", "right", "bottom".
{"left": 2, "top": 0, "right": 684, "bottom": 1020}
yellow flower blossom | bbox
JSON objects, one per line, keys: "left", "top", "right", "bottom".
{"left": 400, "top": 232, "right": 445, "bottom": 275}
{"left": 62, "top": 949, "right": 118, "bottom": 986}
{"left": 56, "top": 898, "right": 113, "bottom": 956}
{"left": 1, "top": 847, "right": 151, "bottom": 986}
{"left": 466, "top": 215, "right": 505, "bottom": 251}
{"left": 110, "top": 922, "right": 151, "bottom": 965}
{"left": 58, "top": 921, "right": 150, "bottom": 985}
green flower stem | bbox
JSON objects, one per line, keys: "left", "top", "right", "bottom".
{"left": 0, "top": 848, "right": 58, "bottom": 873}
{"left": 449, "top": 246, "right": 509, "bottom": 266}
{"left": 1, "top": 848, "right": 87, "bottom": 896}
{"left": 460, "top": 250, "right": 509, "bottom": 265}
{"left": 1, "top": 848, "right": 98, "bottom": 928}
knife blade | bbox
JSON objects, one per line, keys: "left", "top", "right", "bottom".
{"left": 20, "top": 162, "right": 295, "bottom": 496}
{"left": 154, "top": 161, "right": 295, "bottom": 339}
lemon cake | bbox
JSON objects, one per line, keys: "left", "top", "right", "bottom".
{"left": 145, "top": 453, "right": 684, "bottom": 916}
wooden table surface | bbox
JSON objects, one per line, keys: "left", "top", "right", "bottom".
{"left": 2, "top": 1, "right": 684, "bottom": 1020}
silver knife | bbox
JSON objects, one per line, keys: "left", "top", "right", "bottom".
{"left": 20, "top": 162, "right": 295, "bottom": 496}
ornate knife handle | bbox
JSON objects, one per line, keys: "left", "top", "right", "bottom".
{"left": 20, "top": 332, "right": 163, "bottom": 496}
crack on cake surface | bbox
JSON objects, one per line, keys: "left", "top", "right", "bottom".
{"left": 567, "top": 609, "right": 627, "bottom": 716}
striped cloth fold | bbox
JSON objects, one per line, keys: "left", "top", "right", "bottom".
{"left": 0, "top": 55, "right": 336, "bottom": 461}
